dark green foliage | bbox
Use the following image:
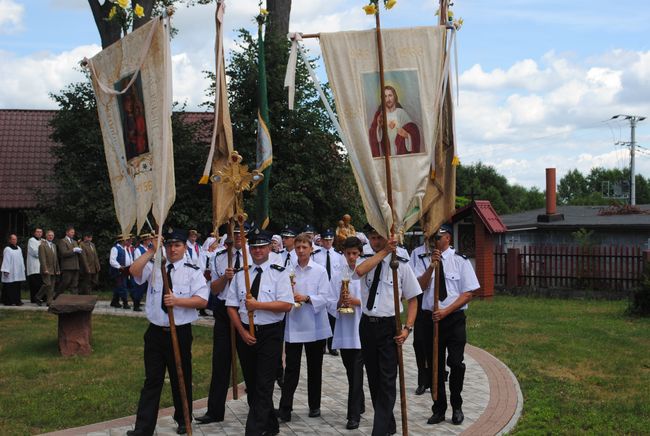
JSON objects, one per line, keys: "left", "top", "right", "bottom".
{"left": 558, "top": 167, "right": 650, "bottom": 205}
{"left": 225, "top": 29, "right": 364, "bottom": 231}
{"left": 627, "top": 260, "right": 650, "bottom": 317}
{"left": 27, "top": 80, "right": 213, "bottom": 282}
{"left": 455, "top": 162, "right": 545, "bottom": 214}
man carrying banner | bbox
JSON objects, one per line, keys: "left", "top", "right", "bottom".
{"left": 127, "top": 229, "right": 209, "bottom": 436}
{"left": 226, "top": 228, "right": 293, "bottom": 436}
{"left": 354, "top": 224, "right": 421, "bottom": 436}
{"left": 422, "top": 224, "right": 479, "bottom": 426}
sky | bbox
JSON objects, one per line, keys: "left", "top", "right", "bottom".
{"left": 1, "top": 0, "right": 649, "bottom": 191}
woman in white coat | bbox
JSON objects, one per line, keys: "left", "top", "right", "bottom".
{"left": 2, "top": 234, "right": 26, "bottom": 305}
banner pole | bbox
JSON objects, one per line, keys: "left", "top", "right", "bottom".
{"left": 374, "top": 8, "right": 409, "bottom": 436}
{"left": 226, "top": 214, "right": 239, "bottom": 399}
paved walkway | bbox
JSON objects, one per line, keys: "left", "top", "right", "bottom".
{"left": 3, "top": 301, "right": 522, "bottom": 435}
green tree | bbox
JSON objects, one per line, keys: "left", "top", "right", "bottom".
{"left": 558, "top": 169, "right": 588, "bottom": 204}
{"left": 224, "top": 29, "right": 363, "bottom": 231}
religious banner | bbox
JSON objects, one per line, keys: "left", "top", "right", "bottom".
{"left": 198, "top": 1, "right": 236, "bottom": 230}
{"left": 255, "top": 13, "right": 272, "bottom": 230}
{"left": 320, "top": 26, "right": 451, "bottom": 237}
{"left": 85, "top": 18, "right": 175, "bottom": 236}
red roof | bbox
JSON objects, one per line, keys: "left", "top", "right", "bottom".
{"left": 0, "top": 109, "right": 58, "bottom": 209}
{"left": 0, "top": 109, "right": 214, "bottom": 210}
{"left": 454, "top": 200, "right": 508, "bottom": 234}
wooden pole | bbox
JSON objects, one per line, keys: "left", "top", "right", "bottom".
{"left": 226, "top": 217, "right": 239, "bottom": 399}
{"left": 237, "top": 214, "right": 256, "bottom": 337}
{"left": 374, "top": 9, "right": 408, "bottom": 436}
{"left": 160, "top": 250, "right": 193, "bottom": 436}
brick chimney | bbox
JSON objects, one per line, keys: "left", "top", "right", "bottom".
{"left": 537, "top": 168, "right": 564, "bottom": 223}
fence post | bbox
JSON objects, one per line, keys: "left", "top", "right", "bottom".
{"left": 506, "top": 248, "right": 521, "bottom": 290}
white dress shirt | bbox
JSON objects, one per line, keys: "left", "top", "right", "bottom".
{"left": 225, "top": 258, "right": 294, "bottom": 325}
{"left": 311, "top": 246, "right": 344, "bottom": 281}
{"left": 422, "top": 247, "right": 480, "bottom": 312}
{"left": 284, "top": 259, "right": 332, "bottom": 343}
{"left": 109, "top": 244, "right": 133, "bottom": 269}
{"left": 211, "top": 246, "right": 252, "bottom": 301}
{"left": 327, "top": 263, "right": 362, "bottom": 349}
{"left": 354, "top": 253, "right": 421, "bottom": 317}
{"left": 135, "top": 257, "right": 209, "bottom": 326}
{"left": 410, "top": 243, "right": 434, "bottom": 311}
{"left": 277, "top": 249, "right": 297, "bottom": 268}
{"left": 26, "top": 237, "right": 41, "bottom": 276}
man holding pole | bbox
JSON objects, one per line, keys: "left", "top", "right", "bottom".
{"left": 423, "top": 223, "right": 479, "bottom": 426}
{"left": 127, "top": 229, "right": 209, "bottom": 436}
{"left": 354, "top": 224, "right": 421, "bottom": 436}
{"left": 226, "top": 227, "right": 293, "bottom": 436}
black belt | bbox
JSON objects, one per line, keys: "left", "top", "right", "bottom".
{"left": 241, "top": 321, "right": 282, "bottom": 333}
{"left": 150, "top": 323, "right": 191, "bottom": 333}
{"left": 361, "top": 314, "right": 395, "bottom": 323}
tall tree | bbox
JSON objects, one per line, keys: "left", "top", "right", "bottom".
{"left": 265, "top": 0, "right": 292, "bottom": 40}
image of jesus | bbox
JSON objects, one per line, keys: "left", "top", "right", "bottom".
{"left": 368, "top": 86, "right": 421, "bottom": 158}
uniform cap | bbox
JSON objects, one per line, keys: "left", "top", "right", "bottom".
{"left": 321, "top": 228, "right": 335, "bottom": 239}
{"left": 303, "top": 224, "right": 317, "bottom": 234}
{"left": 436, "top": 223, "right": 453, "bottom": 235}
{"left": 280, "top": 225, "right": 298, "bottom": 238}
{"left": 163, "top": 228, "right": 188, "bottom": 244}
{"left": 248, "top": 227, "right": 273, "bottom": 247}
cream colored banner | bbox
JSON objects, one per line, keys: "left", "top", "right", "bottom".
{"left": 320, "top": 26, "right": 447, "bottom": 238}
{"left": 87, "top": 18, "right": 175, "bottom": 236}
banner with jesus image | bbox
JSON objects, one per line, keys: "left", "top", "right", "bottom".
{"left": 320, "top": 26, "right": 448, "bottom": 237}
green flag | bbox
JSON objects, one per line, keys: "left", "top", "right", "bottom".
{"left": 255, "top": 19, "right": 272, "bottom": 229}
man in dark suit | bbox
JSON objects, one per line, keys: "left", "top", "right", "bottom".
{"left": 56, "top": 225, "right": 81, "bottom": 297}
{"left": 79, "top": 231, "right": 101, "bottom": 294}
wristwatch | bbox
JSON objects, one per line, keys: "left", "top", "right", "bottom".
{"left": 305, "top": 295, "right": 311, "bottom": 304}
{"left": 403, "top": 324, "right": 413, "bottom": 333}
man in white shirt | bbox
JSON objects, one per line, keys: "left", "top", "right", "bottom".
{"left": 422, "top": 224, "right": 480, "bottom": 427}
{"left": 127, "top": 228, "right": 209, "bottom": 436}
{"left": 226, "top": 227, "right": 293, "bottom": 436}
{"left": 109, "top": 234, "right": 133, "bottom": 309}
{"left": 277, "top": 233, "right": 332, "bottom": 422}
{"left": 327, "top": 236, "right": 366, "bottom": 430}
{"left": 354, "top": 224, "right": 421, "bottom": 436}
{"left": 26, "top": 228, "right": 43, "bottom": 303}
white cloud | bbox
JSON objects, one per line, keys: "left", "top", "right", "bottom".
{"left": 0, "top": 0, "right": 24, "bottom": 34}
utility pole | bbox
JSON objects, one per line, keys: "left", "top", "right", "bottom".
{"left": 612, "top": 114, "right": 646, "bottom": 205}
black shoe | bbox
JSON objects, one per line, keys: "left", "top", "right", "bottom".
{"left": 122, "top": 302, "right": 131, "bottom": 309}
{"left": 452, "top": 408, "right": 464, "bottom": 425}
{"left": 133, "top": 306, "right": 142, "bottom": 312}
{"left": 275, "top": 409, "right": 291, "bottom": 422}
{"left": 308, "top": 408, "right": 321, "bottom": 418}
{"left": 427, "top": 411, "right": 445, "bottom": 424}
{"left": 36, "top": 300, "right": 43, "bottom": 307}
{"left": 262, "top": 429, "right": 280, "bottom": 436}
{"left": 346, "top": 419, "right": 360, "bottom": 429}
{"left": 176, "top": 423, "right": 187, "bottom": 434}
{"left": 329, "top": 349, "right": 339, "bottom": 356}
{"left": 195, "top": 414, "right": 222, "bottom": 424}
{"left": 110, "top": 300, "right": 121, "bottom": 308}
{"left": 126, "top": 430, "right": 146, "bottom": 436}
{"left": 415, "top": 385, "right": 427, "bottom": 395}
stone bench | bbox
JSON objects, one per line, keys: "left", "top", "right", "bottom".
{"left": 48, "top": 294, "right": 98, "bottom": 356}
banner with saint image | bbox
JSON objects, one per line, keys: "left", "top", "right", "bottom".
{"left": 320, "top": 26, "right": 450, "bottom": 237}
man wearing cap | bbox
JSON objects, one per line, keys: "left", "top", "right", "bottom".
{"left": 131, "top": 233, "right": 154, "bottom": 312}
{"left": 421, "top": 223, "right": 479, "bottom": 426}
{"left": 195, "top": 224, "right": 252, "bottom": 425}
{"left": 109, "top": 234, "right": 133, "bottom": 309}
{"left": 127, "top": 228, "right": 209, "bottom": 436}
{"left": 185, "top": 230, "right": 205, "bottom": 272}
{"left": 277, "top": 233, "right": 332, "bottom": 422}
{"left": 226, "top": 227, "right": 293, "bottom": 436}
{"left": 312, "top": 228, "right": 344, "bottom": 356}
{"left": 354, "top": 224, "right": 421, "bottom": 436}
{"left": 278, "top": 225, "right": 298, "bottom": 268}
{"left": 78, "top": 231, "right": 101, "bottom": 295}
{"left": 409, "top": 234, "right": 435, "bottom": 396}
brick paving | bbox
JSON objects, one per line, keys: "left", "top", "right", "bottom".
{"left": 2, "top": 301, "right": 522, "bottom": 435}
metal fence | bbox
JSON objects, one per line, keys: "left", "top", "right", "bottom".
{"left": 494, "top": 245, "right": 646, "bottom": 291}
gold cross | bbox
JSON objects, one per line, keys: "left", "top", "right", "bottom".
{"left": 211, "top": 151, "right": 264, "bottom": 218}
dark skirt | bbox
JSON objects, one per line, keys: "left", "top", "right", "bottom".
{"left": 2, "top": 281, "right": 23, "bottom": 305}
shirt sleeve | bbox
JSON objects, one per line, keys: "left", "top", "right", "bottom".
{"left": 28, "top": 239, "right": 40, "bottom": 258}
{"left": 309, "top": 268, "right": 331, "bottom": 314}
{"left": 133, "top": 261, "right": 153, "bottom": 285}
{"left": 327, "top": 273, "right": 342, "bottom": 318}
{"left": 400, "top": 262, "right": 422, "bottom": 300}
{"left": 224, "top": 278, "right": 239, "bottom": 308}
{"left": 461, "top": 259, "right": 480, "bottom": 293}
{"left": 109, "top": 247, "right": 121, "bottom": 269}
{"left": 191, "top": 270, "right": 210, "bottom": 301}
{"left": 276, "top": 270, "right": 295, "bottom": 305}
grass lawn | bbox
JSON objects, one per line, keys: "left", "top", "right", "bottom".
{"left": 467, "top": 296, "right": 650, "bottom": 435}
{"left": 0, "top": 310, "right": 223, "bottom": 435}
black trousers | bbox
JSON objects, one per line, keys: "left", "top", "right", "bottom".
{"left": 206, "top": 299, "right": 233, "bottom": 420}
{"left": 433, "top": 311, "right": 467, "bottom": 414}
{"left": 413, "top": 310, "right": 433, "bottom": 388}
{"left": 359, "top": 315, "right": 397, "bottom": 436}
{"left": 340, "top": 348, "right": 365, "bottom": 421}
{"left": 134, "top": 323, "right": 193, "bottom": 435}
{"left": 27, "top": 274, "right": 42, "bottom": 302}
{"left": 237, "top": 322, "right": 283, "bottom": 436}
{"left": 327, "top": 314, "right": 336, "bottom": 351}
{"left": 279, "top": 339, "right": 326, "bottom": 412}
{"left": 1, "top": 282, "right": 22, "bottom": 305}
